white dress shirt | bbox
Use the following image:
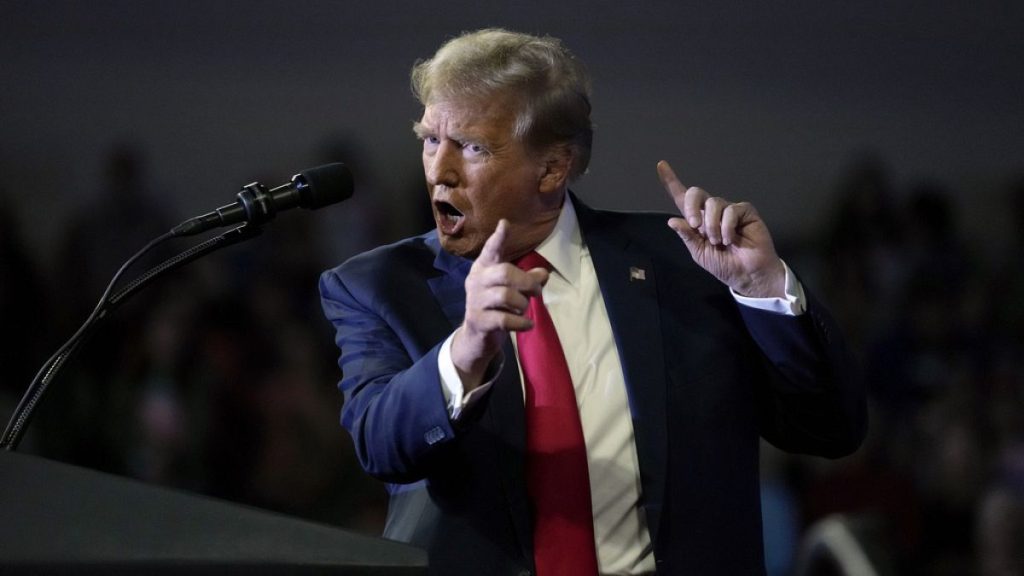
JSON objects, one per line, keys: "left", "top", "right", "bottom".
{"left": 438, "top": 196, "right": 805, "bottom": 575}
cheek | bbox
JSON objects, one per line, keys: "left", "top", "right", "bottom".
{"left": 488, "top": 178, "right": 535, "bottom": 217}
{"left": 463, "top": 164, "right": 536, "bottom": 221}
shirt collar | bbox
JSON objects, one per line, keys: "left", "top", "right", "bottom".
{"left": 533, "top": 193, "right": 583, "bottom": 286}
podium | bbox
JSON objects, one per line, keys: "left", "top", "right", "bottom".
{"left": 0, "top": 451, "right": 427, "bottom": 574}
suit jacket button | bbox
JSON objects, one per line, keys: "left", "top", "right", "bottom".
{"left": 424, "top": 426, "right": 446, "bottom": 445}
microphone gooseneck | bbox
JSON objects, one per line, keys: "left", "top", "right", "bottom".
{"left": 172, "top": 162, "right": 354, "bottom": 237}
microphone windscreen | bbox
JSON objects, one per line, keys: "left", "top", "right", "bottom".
{"left": 297, "top": 163, "right": 354, "bottom": 208}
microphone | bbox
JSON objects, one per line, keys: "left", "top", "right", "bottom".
{"left": 171, "top": 162, "right": 354, "bottom": 237}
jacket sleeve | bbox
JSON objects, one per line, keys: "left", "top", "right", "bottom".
{"left": 738, "top": 287, "right": 868, "bottom": 458}
{"left": 319, "top": 266, "right": 458, "bottom": 483}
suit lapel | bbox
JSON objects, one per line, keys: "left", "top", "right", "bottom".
{"left": 575, "top": 197, "right": 668, "bottom": 547}
{"left": 425, "top": 235, "right": 533, "bottom": 561}
{"left": 426, "top": 238, "right": 472, "bottom": 327}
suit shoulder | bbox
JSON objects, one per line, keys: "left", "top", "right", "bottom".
{"left": 600, "top": 207, "right": 677, "bottom": 228}
{"left": 582, "top": 205, "right": 683, "bottom": 246}
{"left": 322, "top": 230, "right": 438, "bottom": 285}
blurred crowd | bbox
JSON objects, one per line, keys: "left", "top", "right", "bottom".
{"left": 766, "top": 156, "right": 1024, "bottom": 576}
{"left": 1, "top": 146, "right": 1021, "bottom": 575}
{"left": 0, "top": 141, "right": 414, "bottom": 534}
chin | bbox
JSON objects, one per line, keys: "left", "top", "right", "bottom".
{"left": 436, "top": 232, "right": 483, "bottom": 259}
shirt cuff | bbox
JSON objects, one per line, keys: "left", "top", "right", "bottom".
{"left": 730, "top": 260, "right": 806, "bottom": 316}
{"left": 438, "top": 332, "right": 501, "bottom": 420}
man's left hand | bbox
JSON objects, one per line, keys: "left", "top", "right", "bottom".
{"left": 657, "top": 160, "right": 786, "bottom": 299}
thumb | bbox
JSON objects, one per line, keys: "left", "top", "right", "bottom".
{"left": 667, "top": 216, "right": 704, "bottom": 256}
{"left": 478, "top": 219, "right": 510, "bottom": 265}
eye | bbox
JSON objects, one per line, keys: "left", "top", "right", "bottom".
{"left": 463, "top": 142, "right": 488, "bottom": 156}
{"left": 421, "top": 135, "right": 440, "bottom": 152}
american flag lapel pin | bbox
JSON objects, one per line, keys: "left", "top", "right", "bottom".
{"left": 629, "top": 266, "right": 646, "bottom": 282}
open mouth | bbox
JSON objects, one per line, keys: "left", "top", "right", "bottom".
{"left": 434, "top": 200, "right": 465, "bottom": 235}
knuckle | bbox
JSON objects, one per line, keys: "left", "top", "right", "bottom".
{"left": 510, "top": 292, "right": 529, "bottom": 312}
{"left": 480, "top": 265, "right": 503, "bottom": 285}
{"left": 493, "top": 266, "right": 513, "bottom": 286}
{"left": 484, "top": 286, "right": 507, "bottom": 306}
{"left": 496, "top": 315, "right": 516, "bottom": 331}
{"left": 499, "top": 287, "right": 518, "bottom": 304}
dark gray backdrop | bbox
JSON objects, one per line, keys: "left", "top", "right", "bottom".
{"left": 3, "top": 1, "right": 1021, "bottom": 264}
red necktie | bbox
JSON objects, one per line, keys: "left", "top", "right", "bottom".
{"left": 515, "top": 251, "right": 598, "bottom": 576}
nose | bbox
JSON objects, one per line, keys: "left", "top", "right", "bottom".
{"left": 425, "top": 141, "right": 460, "bottom": 188}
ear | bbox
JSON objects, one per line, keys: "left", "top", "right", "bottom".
{"left": 537, "top": 145, "right": 573, "bottom": 194}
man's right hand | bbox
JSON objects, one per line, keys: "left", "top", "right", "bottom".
{"left": 450, "top": 219, "right": 549, "bottom": 391}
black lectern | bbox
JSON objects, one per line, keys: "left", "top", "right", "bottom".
{"left": 0, "top": 451, "right": 427, "bottom": 574}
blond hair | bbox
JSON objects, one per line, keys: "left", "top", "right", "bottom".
{"left": 411, "top": 28, "right": 593, "bottom": 180}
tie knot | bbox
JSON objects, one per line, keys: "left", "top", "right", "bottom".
{"left": 514, "top": 251, "right": 551, "bottom": 272}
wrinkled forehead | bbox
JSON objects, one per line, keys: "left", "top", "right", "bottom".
{"left": 425, "top": 86, "right": 525, "bottom": 116}
{"left": 419, "top": 95, "right": 523, "bottom": 138}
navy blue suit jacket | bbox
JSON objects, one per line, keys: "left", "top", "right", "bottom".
{"left": 319, "top": 197, "right": 866, "bottom": 575}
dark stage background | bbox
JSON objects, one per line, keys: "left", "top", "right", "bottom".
{"left": 2, "top": 2, "right": 1022, "bottom": 575}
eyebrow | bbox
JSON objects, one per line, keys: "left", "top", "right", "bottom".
{"left": 411, "top": 122, "right": 432, "bottom": 139}
{"left": 412, "top": 121, "right": 478, "bottom": 146}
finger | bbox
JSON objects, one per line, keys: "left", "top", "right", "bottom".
{"left": 657, "top": 160, "right": 688, "bottom": 212}
{"left": 683, "top": 186, "right": 710, "bottom": 230}
{"left": 702, "top": 196, "right": 729, "bottom": 246}
{"left": 667, "top": 216, "right": 704, "bottom": 257}
{"left": 658, "top": 161, "right": 700, "bottom": 229}
{"left": 477, "top": 286, "right": 532, "bottom": 316}
{"left": 478, "top": 309, "right": 535, "bottom": 333}
{"left": 720, "top": 202, "right": 755, "bottom": 246}
{"left": 522, "top": 268, "right": 549, "bottom": 296}
{"left": 477, "top": 219, "right": 510, "bottom": 265}
{"left": 658, "top": 161, "right": 710, "bottom": 229}
{"left": 478, "top": 264, "right": 548, "bottom": 296}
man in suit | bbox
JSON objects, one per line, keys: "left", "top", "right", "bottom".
{"left": 320, "top": 28, "right": 866, "bottom": 575}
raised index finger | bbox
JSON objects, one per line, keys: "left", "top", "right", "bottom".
{"left": 657, "top": 160, "right": 687, "bottom": 205}
{"left": 657, "top": 160, "right": 704, "bottom": 228}
{"left": 477, "top": 218, "right": 510, "bottom": 265}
